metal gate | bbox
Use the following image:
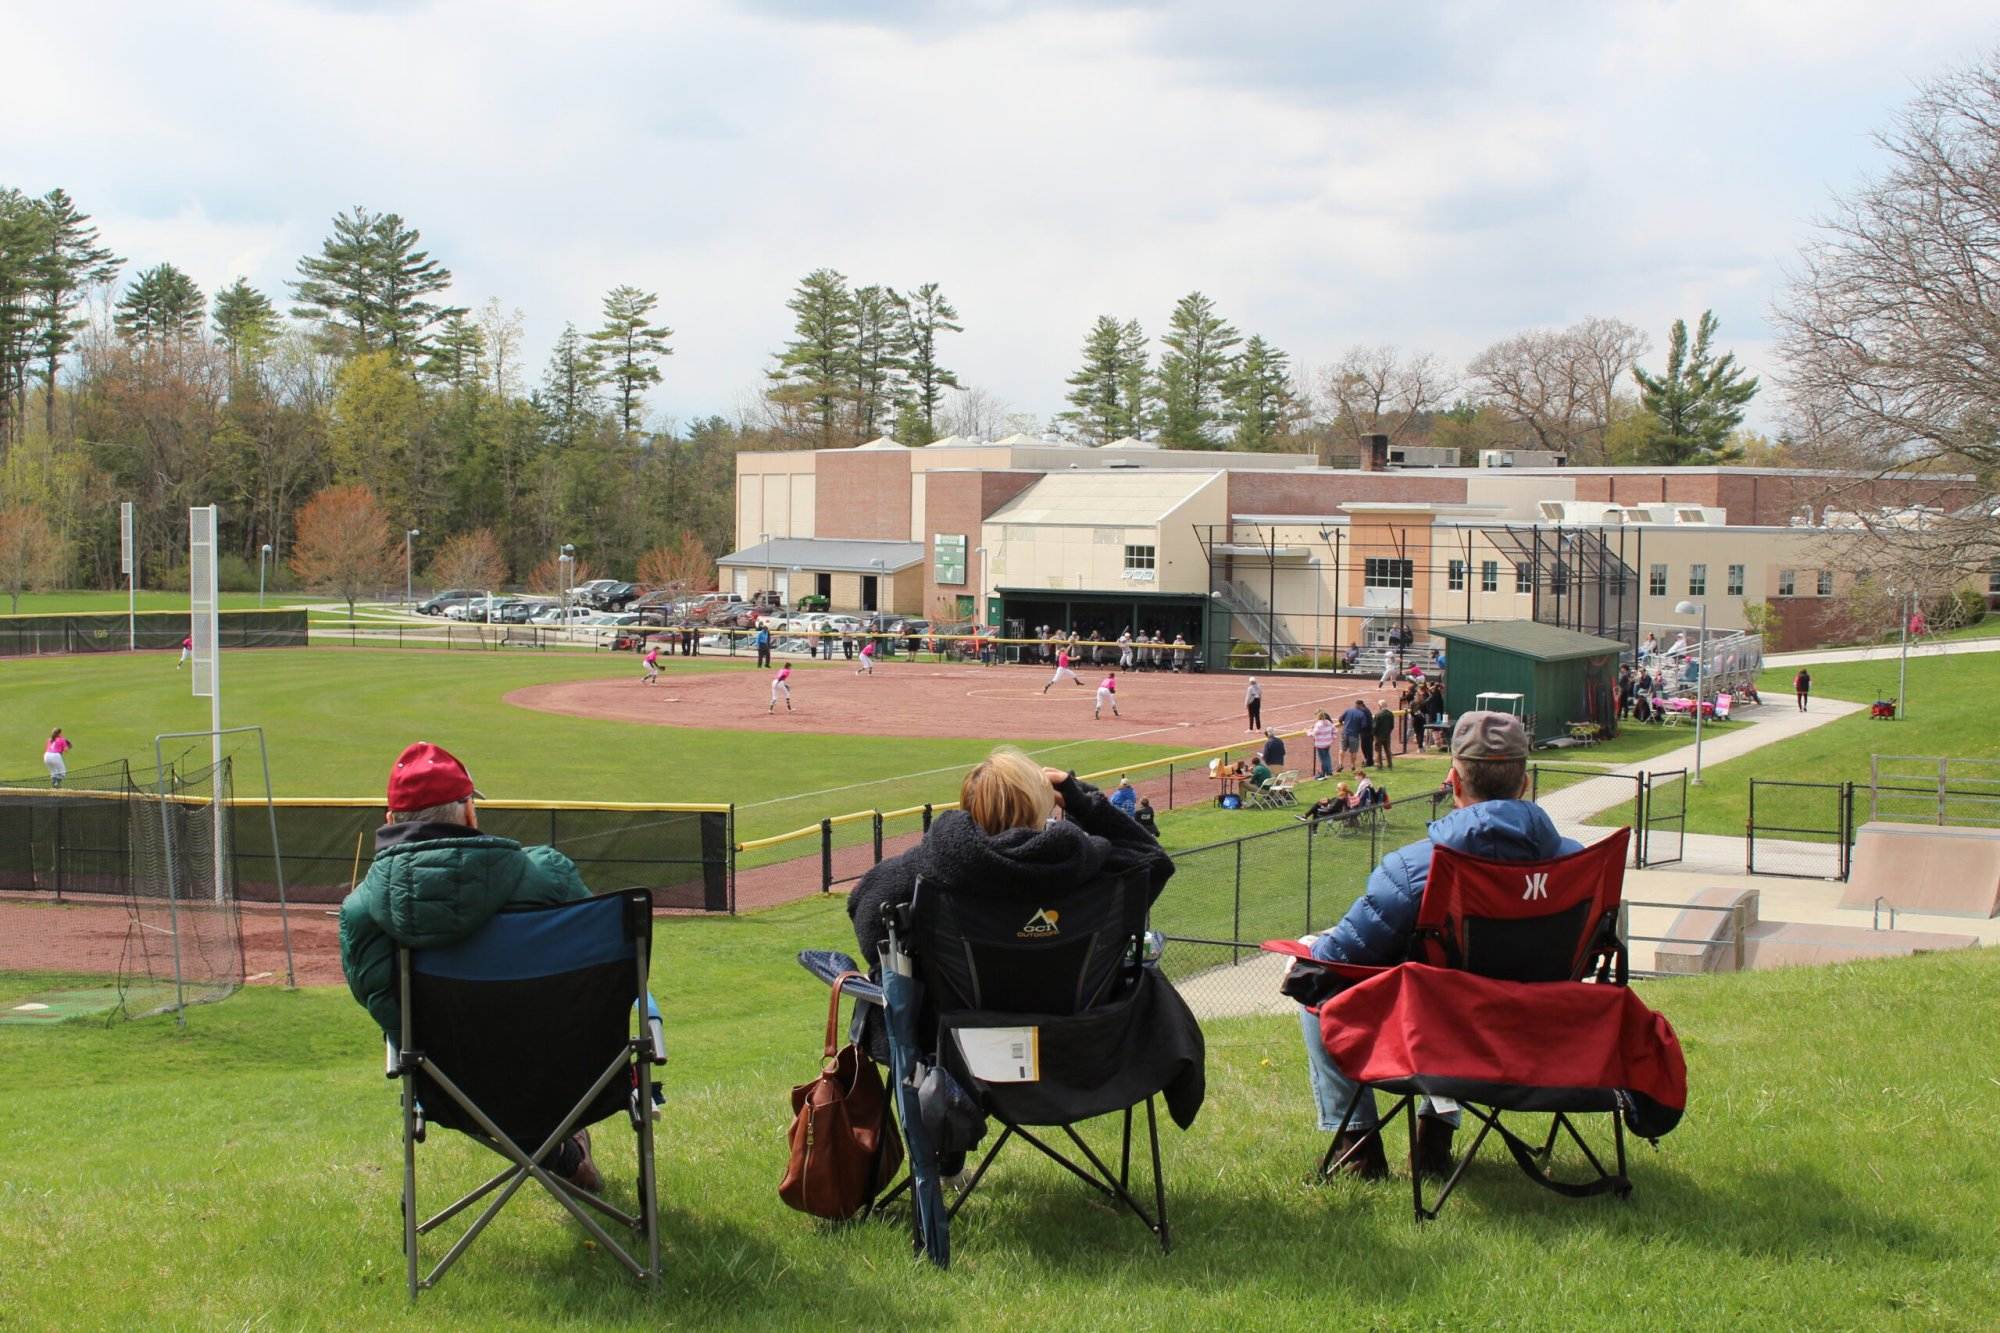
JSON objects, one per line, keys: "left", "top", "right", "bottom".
{"left": 1637, "top": 768, "right": 1685, "bottom": 868}
{"left": 1747, "top": 780, "right": 1854, "bottom": 880}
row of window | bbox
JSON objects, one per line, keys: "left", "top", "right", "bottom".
{"left": 1437, "top": 559, "right": 1840, "bottom": 600}
{"left": 1445, "top": 559, "right": 1533, "bottom": 594}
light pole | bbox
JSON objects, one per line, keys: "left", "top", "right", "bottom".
{"left": 405, "top": 528, "right": 420, "bottom": 607}
{"left": 559, "top": 544, "right": 575, "bottom": 631}
{"left": 1674, "top": 599, "right": 1707, "bottom": 785}
{"left": 760, "top": 532, "right": 772, "bottom": 610}
{"left": 258, "top": 543, "right": 272, "bottom": 608}
{"left": 1898, "top": 588, "right": 1912, "bottom": 720}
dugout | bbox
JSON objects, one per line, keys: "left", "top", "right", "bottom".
{"left": 1434, "top": 621, "right": 1623, "bottom": 744}
{"left": 994, "top": 589, "right": 1208, "bottom": 661}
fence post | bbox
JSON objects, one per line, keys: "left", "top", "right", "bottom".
{"left": 1233, "top": 838, "right": 1243, "bottom": 960}
{"left": 1745, "top": 782, "right": 1756, "bottom": 874}
{"left": 872, "top": 811, "right": 884, "bottom": 864}
{"left": 1304, "top": 817, "right": 1314, "bottom": 933}
{"left": 1635, "top": 773, "right": 1649, "bottom": 868}
{"left": 820, "top": 819, "right": 833, "bottom": 893}
{"left": 921, "top": 803, "right": 933, "bottom": 833}
{"left": 54, "top": 803, "right": 64, "bottom": 903}
{"left": 1841, "top": 782, "right": 1856, "bottom": 881}
{"left": 1167, "top": 762, "right": 1174, "bottom": 811}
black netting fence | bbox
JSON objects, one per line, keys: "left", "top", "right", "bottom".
{"left": 236, "top": 801, "right": 734, "bottom": 911}
{"left": 0, "top": 609, "right": 307, "bottom": 657}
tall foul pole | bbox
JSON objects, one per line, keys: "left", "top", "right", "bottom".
{"left": 121, "top": 501, "right": 136, "bottom": 651}
{"left": 190, "top": 506, "right": 224, "bottom": 902}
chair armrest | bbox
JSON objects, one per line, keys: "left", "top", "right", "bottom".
{"left": 385, "top": 1035, "right": 400, "bottom": 1079}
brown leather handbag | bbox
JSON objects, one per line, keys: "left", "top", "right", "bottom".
{"left": 779, "top": 972, "right": 903, "bottom": 1220}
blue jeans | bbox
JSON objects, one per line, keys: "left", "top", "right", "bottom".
{"left": 1314, "top": 746, "right": 1333, "bottom": 778}
{"left": 1300, "top": 1006, "right": 1462, "bottom": 1132}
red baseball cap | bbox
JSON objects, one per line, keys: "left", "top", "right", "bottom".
{"left": 386, "top": 742, "right": 483, "bottom": 811}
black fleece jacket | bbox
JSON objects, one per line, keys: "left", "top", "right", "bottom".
{"left": 847, "top": 774, "right": 1172, "bottom": 974}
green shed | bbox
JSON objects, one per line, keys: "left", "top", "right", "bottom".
{"left": 1434, "top": 621, "right": 1624, "bottom": 744}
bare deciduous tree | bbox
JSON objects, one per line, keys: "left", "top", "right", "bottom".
{"left": 428, "top": 528, "right": 508, "bottom": 590}
{"left": 1467, "top": 318, "right": 1648, "bottom": 463}
{"left": 1312, "top": 346, "right": 1455, "bottom": 464}
{"left": 1774, "top": 49, "right": 2000, "bottom": 581}
{"left": 636, "top": 532, "right": 714, "bottom": 595}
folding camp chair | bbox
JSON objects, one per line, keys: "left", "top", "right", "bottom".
{"left": 1242, "top": 781, "right": 1279, "bottom": 810}
{"left": 1265, "top": 828, "right": 1686, "bottom": 1222}
{"left": 1268, "top": 772, "right": 1301, "bottom": 807}
{"left": 799, "top": 869, "right": 1204, "bottom": 1265}
{"left": 388, "top": 889, "right": 666, "bottom": 1297}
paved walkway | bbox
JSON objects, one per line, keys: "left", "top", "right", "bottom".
{"left": 1764, "top": 635, "right": 2000, "bottom": 667}
{"left": 1534, "top": 697, "right": 1864, "bottom": 828}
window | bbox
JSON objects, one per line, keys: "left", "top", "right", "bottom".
{"left": 1480, "top": 560, "right": 1498, "bottom": 592}
{"left": 1727, "top": 564, "right": 1745, "bottom": 596}
{"left": 1364, "top": 557, "right": 1413, "bottom": 590}
{"left": 1649, "top": 564, "right": 1667, "bottom": 597}
{"left": 1778, "top": 569, "right": 1796, "bottom": 596}
{"left": 1514, "top": 561, "right": 1532, "bottom": 593}
{"left": 1448, "top": 559, "right": 1465, "bottom": 591}
{"left": 1123, "top": 544, "right": 1156, "bottom": 580}
{"left": 1817, "top": 570, "right": 1834, "bottom": 597}
{"left": 933, "top": 533, "right": 966, "bottom": 585}
{"left": 1688, "top": 563, "right": 1707, "bottom": 597}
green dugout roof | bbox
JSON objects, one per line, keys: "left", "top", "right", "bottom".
{"left": 1434, "top": 620, "right": 1627, "bottom": 662}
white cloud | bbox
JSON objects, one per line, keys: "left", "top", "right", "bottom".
{"left": 9, "top": 0, "right": 1998, "bottom": 430}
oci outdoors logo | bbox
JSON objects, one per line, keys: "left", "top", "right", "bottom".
{"left": 1017, "top": 908, "right": 1060, "bottom": 938}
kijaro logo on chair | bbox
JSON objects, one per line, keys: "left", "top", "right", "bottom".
{"left": 1522, "top": 872, "right": 1549, "bottom": 901}
{"left": 1017, "top": 908, "right": 1061, "bottom": 938}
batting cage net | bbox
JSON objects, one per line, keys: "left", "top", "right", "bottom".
{"left": 0, "top": 758, "right": 245, "bottom": 1021}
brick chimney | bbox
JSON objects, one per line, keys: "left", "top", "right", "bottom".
{"left": 1356, "top": 433, "right": 1390, "bottom": 472}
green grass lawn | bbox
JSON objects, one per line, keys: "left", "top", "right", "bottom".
{"left": 1, "top": 900, "right": 1993, "bottom": 1328}
{"left": 1, "top": 649, "right": 1180, "bottom": 843}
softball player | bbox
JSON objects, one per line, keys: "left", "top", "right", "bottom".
{"left": 855, "top": 639, "right": 876, "bottom": 675}
{"left": 1042, "top": 647, "right": 1084, "bottom": 694}
{"left": 768, "top": 663, "right": 793, "bottom": 713}
{"left": 177, "top": 635, "right": 192, "bottom": 668}
{"left": 641, "top": 644, "right": 661, "bottom": 684}
{"left": 1094, "top": 672, "right": 1121, "bottom": 720}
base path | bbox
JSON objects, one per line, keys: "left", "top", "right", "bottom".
{"left": 508, "top": 662, "right": 1407, "bottom": 748}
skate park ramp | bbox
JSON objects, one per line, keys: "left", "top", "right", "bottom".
{"left": 1839, "top": 822, "right": 2000, "bottom": 918}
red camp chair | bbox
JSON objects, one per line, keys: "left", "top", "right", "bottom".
{"left": 1265, "top": 827, "right": 1687, "bottom": 1221}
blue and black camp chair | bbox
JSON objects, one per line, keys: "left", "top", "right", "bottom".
{"left": 1266, "top": 828, "right": 1687, "bottom": 1221}
{"left": 387, "top": 889, "right": 666, "bottom": 1297}
{"left": 801, "top": 867, "right": 1205, "bottom": 1266}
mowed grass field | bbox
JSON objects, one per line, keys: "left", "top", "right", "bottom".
{"left": 0, "top": 901, "right": 1994, "bottom": 1328}
{"left": 2, "top": 648, "right": 1186, "bottom": 842}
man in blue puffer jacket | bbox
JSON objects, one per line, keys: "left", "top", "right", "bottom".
{"left": 339, "top": 742, "right": 600, "bottom": 1188}
{"left": 1301, "top": 711, "right": 1580, "bottom": 1181}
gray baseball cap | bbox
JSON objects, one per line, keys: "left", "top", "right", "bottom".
{"left": 1450, "top": 710, "right": 1530, "bottom": 761}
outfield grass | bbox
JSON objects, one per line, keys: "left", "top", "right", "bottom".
{"left": 0, "top": 900, "right": 1993, "bottom": 1328}
{"left": 2, "top": 649, "right": 1181, "bottom": 842}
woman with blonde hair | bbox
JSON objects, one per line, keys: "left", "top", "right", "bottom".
{"left": 848, "top": 744, "right": 1174, "bottom": 1006}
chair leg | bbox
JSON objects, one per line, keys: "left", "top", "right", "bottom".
{"left": 637, "top": 1057, "right": 661, "bottom": 1285}
{"left": 1146, "top": 1096, "right": 1169, "bottom": 1255}
{"left": 945, "top": 1125, "right": 1014, "bottom": 1222}
{"left": 1415, "top": 1104, "right": 1497, "bottom": 1222}
{"left": 402, "top": 1076, "right": 419, "bottom": 1301}
{"left": 1120, "top": 1105, "right": 1133, "bottom": 1191}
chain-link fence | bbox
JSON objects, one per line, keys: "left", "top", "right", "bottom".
{"left": 0, "top": 609, "right": 305, "bottom": 657}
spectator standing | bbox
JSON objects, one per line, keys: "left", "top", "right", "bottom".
{"left": 1338, "top": 698, "right": 1370, "bottom": 770}
{"left": 1372, "top": 704, "right": 1397, "bottom": 770}
{"left": 1793, "top": 668, "right": 1811, "bottom": 713}
{"left": 1134, "top": 797, "right": 1159, "bottom": 837}
{"left": 1359, "top": 699, "right": 1378, "bottom": 766}
{"left": 1261, "top": 728, "right": 1287, "bottom": 769}
{"left": 1310, "top": 711, "right": 1335, "bottom": 780}
{"left": 1245, "top": 678, "right": 1263, "bottom": 731}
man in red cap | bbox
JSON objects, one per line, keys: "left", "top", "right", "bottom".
{"left": 338, "top": 741, "right": 602, "bottom": 1189}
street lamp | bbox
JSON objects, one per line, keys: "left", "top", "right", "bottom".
{"left": 559, "top": 543, "right": 576, "bottom": 629}
{"left": 405, "top": 528, "right": 420, "bottom": 607}
{"left": 1897, "top": 587, "right": 1914, "bottom": 720}
{"left": 258, "top": 543, "right": 272, "bottom": 608}
{"left": 760, "top": 532, "right": 772, "bottom": 610}
{"left": 1674, "top": 599, "right": 1707, "bottom": 785}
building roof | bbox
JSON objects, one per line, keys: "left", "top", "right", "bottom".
{"left": 1433, "top": 620, "right": 1626, "bottom": 661}
{"left": 986, "top": 470, "right": 1220, "bottom": 527}
{"left": 1102, "top": 436, "right": 1158, "bottom": 450}
{"left": 921, "top": 434, "right": 986, "bottom": 448}
{"left": 852, "top": 436, "right": 910, "bottom": 451}
{"left": 718, "top": 537, "right": 924, "bottom": 574}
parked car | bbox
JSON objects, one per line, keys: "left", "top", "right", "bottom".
{"left": 825, "top": 614, "right": 865, "bottom": 635}
{"left": 493, "top": 599, "right": 550, "bottom": 624}
{"left": 419, "top": 589, "right": 480, "bottom": 616}
{"left": 571, "top": 578, "right": 620, "bottom": 608}
{"left": 599, "top": 582, "right": 644, "bottom": 611}
{"left": 531, "top": 604, "right": 596, "bottom": 626}
{"left": 446, "top": 596, "right": 513, "bottom": 622}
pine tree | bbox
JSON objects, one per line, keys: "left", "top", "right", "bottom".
{"left": 767, "top": 268, "right": 858, "bottom": 449}
{"left": 290, "top": 206, "right": 460, "bottom": 360}
{"left": 1631, "top": 311, "right": 1759, "bottom": 465}
{"left": 0, "top": 189, "right": 44, "bottom": 443}
{"left": 1117, "top": 319, "right": 1149, "bottom": 438}
{"left": 1224, "top": 335, "right": 1297, "bottom": 449}
{"left": 115, "top": 263, "right": 205, "bottom": 347}
{"left": 1153, "top": 291, "right": 1240, "bottom": 447}
{"left": 538, "top": 322, "right": 598, "bottom": 448}
{"left": 1060, "top": 315, "right": 1131, "bottom": 443}
{"left": 421, "top": 311, "right": 486, "bottom": 390}
{"left": 211, "top": 278, "right": 276, "bottom": 369}
{"left": 895, "top": 282, "right": 961, "bottom": 442}
{"left": 31, "top": 188, "right": 120, "bottom": 437}
{"left": 850, "top": 284, "right": 907, "bottom": 440}
{"left": 586, "top": 285, "right": 672, "bottom": 441}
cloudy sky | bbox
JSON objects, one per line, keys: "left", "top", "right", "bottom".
{"left": 12, "top": 1, "right": 1997, "bottom": 431}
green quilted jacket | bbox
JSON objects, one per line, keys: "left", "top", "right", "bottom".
{"left": 339, "top": 821, "right": 592, "bottom": 1033}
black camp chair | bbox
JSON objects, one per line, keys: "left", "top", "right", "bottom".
{"left": 387, "top": 889, "right": 666, "bottom": 1297}
{"left": 899, "top": 868, "right": 1205, "bottom": 1253}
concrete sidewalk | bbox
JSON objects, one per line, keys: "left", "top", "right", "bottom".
{"left": 1535, "top": 697, "right": 1863, "bottom": 827}
{"left": 1765, "top": 636, "right": 2000, "bottom": 667}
